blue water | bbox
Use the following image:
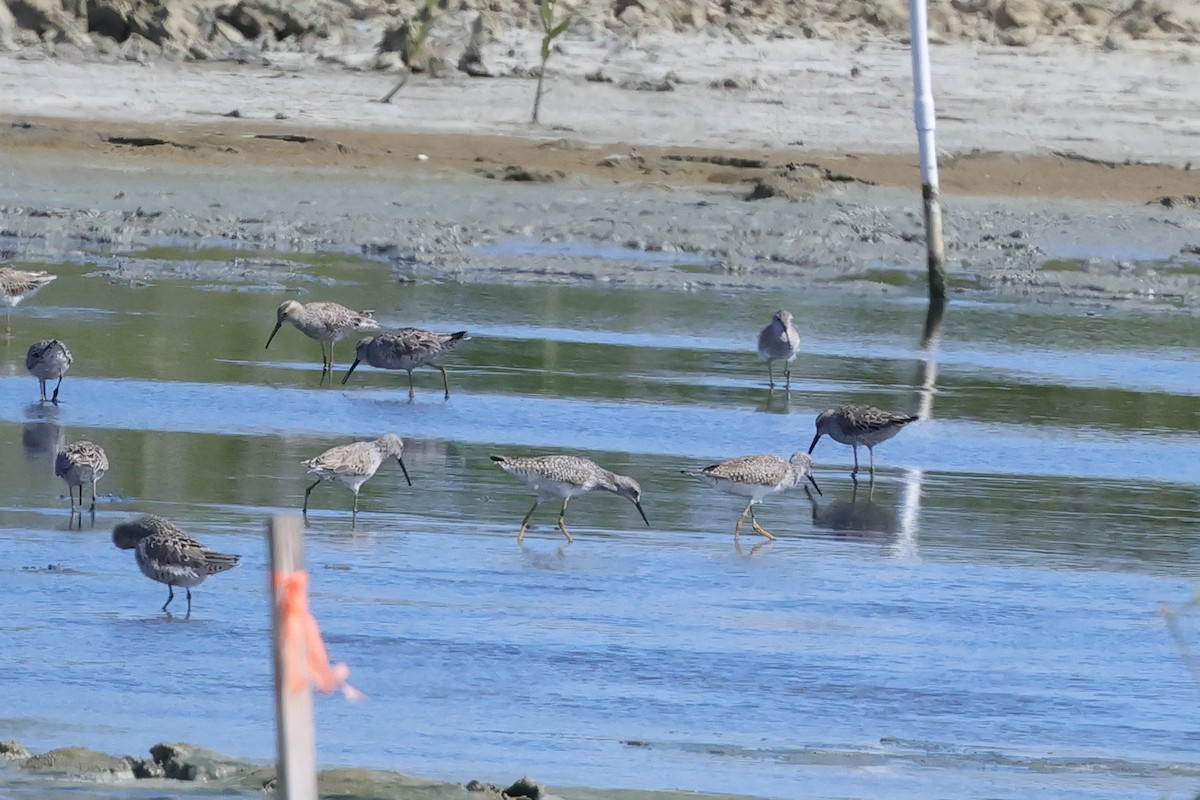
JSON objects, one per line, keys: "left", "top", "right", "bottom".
{"left": 1, "top": 267, "right": 1199, "bottom": 799}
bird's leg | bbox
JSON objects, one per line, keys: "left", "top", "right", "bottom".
{"left": 39, "top": 379, "right": 47, "bottom": 402}
{"left": 68, "top": 485, "right": 78, "bottom": 513}
{"left": 556, "top": 498, "right": 574, "bottom": 544}
{"left": 734, "top": 499, "right": 754, "bottom": 539}
{"left": 162, "top": 585, "right": 174, "bottom": 613}
{"left": 851, "top": 446, "right": 860, "bottom": 479}
{"left": 4, "top": 309, "right": 9, "bottom": 336}
{"left": 186, "top": 588, "right": 193, "bottom": 617}
{"left": 407, "top": 371, "right": 416, "bottom": 400}
{"left": 868, "top": 447, "right": 876, "bottom": 479}
{"left": 766, "top": 360, "right": 775, "bottom": 389}
{"left": 51, "top": 376, "right": 63, "bottom": 403}
{"left": 302, "top": 479, "right": 321, "bottom": 514}
{"left": 749, "top": 506, "right": 776, "bottom": 540}
{"left": 518, "top": 500, "right": 539, "bottom": 544}
{"left": 89, "top": 479, "right": 97, "bottom": 513}
{"left": 437, "top": 365, "right": 450, "bottom": 400}
{"left": 352, "top": 490, "right": 359, "bottom": 525}
{"left": 328, "top": 340, "right": 335, "bottom": 374}
{"left": 784, "top": 364, "right": 791, "bottom": 391}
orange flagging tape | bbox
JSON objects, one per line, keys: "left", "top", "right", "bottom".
{"left": 273, "top": 571, "right": 364, "bottom": 701}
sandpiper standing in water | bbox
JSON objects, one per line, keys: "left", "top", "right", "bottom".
{"left": 112, "top": 514, "right": 240, "bottom": 616}
{"left": 683, "top": 451, "right": 821, "bottom": 541}
{"left": 265, "top": 300, "right": 380, "bottom": 379}
{"left": 26, "top": 339, "right": 72, "bottom": 403}
{"left": 491, "top": 454, "right": 649, "bottom": 544}
{"left": 301, "top": 433, "right": 412, "bottom": 522}
{"left": 55, "top": 440, "right": 109, "bottom": 518}
{"left": 0, "top": 267, "right": 57, "bottom": 336}
{"left": 342, "top": 328, "right": 470, "bottom": 400}
{"left": 808, "top": 404, "right": 919, "bottom": 479}
{"left": 757, "top": 309, "right": 801, "bottom": 390}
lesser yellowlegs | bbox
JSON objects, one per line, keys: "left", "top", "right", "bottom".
{"left": 683, "top": 451, "right": 820, "bottom": 540}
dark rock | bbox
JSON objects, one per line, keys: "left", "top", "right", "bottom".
{"left": 502, "top": 775, "right": 542, "bottom": 799}
{"left": 0, "top": 741, "right": 30, "bottom": 759}
{"left": 147, "top": 742, "right": 254, "bottom": 782}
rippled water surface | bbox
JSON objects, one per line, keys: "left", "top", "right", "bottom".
{"left": 1, "top": 253, "right": 1199, "bottom": 799}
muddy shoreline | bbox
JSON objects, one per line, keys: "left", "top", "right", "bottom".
{"left": 1, "top": 145, "right": 1197, "bottom": 313}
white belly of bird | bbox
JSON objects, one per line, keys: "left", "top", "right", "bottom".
{"left": 138, "top": 556, "right": 205, "bottom": 588}
{"left": 706, "top": 476, "right": 784, "bottom": 503}
{"left": 527, "top": 475, "right": 585, "bottom": 501}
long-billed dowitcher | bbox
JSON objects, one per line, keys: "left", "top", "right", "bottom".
{"left": 808, "top": 404, "right": 919, "bottom": 479}
{"left": 757, "top": 309, "right": 800, "bottom": 390}
{"left": 683, "top": 451, "right": 821, "bottom": 540}
{"left": 55, "top": 440, "right": 109, "bottom": 515}
{"left": 112, "top": 514, "right": 240, "bottom": 615}
{"left": 25, "top": 339, "right": 72, "bottom": 403}
{"left": 490, "top": 454, "right": 649, "bottom": 544}
{"left": 301, "top": 433, "right": 412, "bottom": 521}
{"left": 265, "top": 300, "right": 380, "bottom": 378}
{"left": 0, "top": 267, "right": 57, "bottom": 335}
{"left": 342, "top": 328, "right": 470, "bottom": 399}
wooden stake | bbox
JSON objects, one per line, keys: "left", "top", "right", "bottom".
{"left": 268, "top": 515, "right": 318, "bottom": 800}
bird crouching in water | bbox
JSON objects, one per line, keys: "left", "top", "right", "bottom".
{"left": 490, "top": 454, "right": 649, "bottom": 544}
{"left": 112, "top": 514, "right": 240, "bottom": 616}
{"left": 342, "top": 328, "right": 470, "bottom": 400}
{"left": 264, "top": 300, "right": 380, "bottom": 379}
{"left": 757, "top": 309, "right": 800, "bottom": 390}
{"left": 26, "top": 338, "right": 72, "bottom": 403}
{"left": 808, "top": 404, "right": 919, "bottom": 480}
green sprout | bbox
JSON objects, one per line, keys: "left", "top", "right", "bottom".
{"left": 531, "top": 0, "right": 572, "bottom": 123}
{"left": 379, "top": 0, "right": 440, "bottom": 104}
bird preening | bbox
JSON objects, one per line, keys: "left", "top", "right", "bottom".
{"left": 112, "top": 514, "right": 240, "bottom": 617}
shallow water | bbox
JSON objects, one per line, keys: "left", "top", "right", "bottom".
{"left": 1, "top": 252, "right": 1199, "bottom": 799}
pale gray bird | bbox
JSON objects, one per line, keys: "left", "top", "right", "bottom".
{"left": 683, "top": 451, "right": 821, "bottom": 540}
{"left": 342, "top": 328, "right": 470, "bottom": 399}
{"left": 112, "top": 514, "right": 240, "bottom": 615}
{"left": 808, "top": 404, "right": 919, "bottom": 479}
{"left": 491, "top": 454, "right": 649, "bottom": 544}
{"left": 265, "top": 300, "right": 379, "bottom": 377}
{"left": 55, "top": 440, "right": 109, "bottom": 515}
{"left": 0, "top": 267, "right": 57, "bottom": 335}
{"left": 301, "top": 433, "right": 412, "bottom": 522}
{"left": 26, "top": 338, "right": 72, "bottom": 403}
{"left": 757, "top": 309, "right": 800, "bottom": 390}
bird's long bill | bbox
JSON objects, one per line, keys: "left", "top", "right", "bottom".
{"left": 341, "top": 359, "right": 361, "bottom": 385}
{"left": 634, "top": 500, "right": 649, "bottom": 526}
{"left": 807, "top": 473, "right": 823, "bottom": 497}
{"left": 265, "top": 321, "right": 283, "bottom": 350}
{"left": 807, "top": 433, "right": 822, "bottom": 454}
{"left": 396, "top": 456, "right": 412, "bottom": 486}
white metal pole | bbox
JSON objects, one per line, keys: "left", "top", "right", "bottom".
{"left": 908, "top": 0, "right": 948, "bottom": 301}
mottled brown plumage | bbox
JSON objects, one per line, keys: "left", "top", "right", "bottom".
{"left": 808, "top": 404, "right": 919, "bottom": 478}
{"left": 683, "top": 451, "right": 820, "bottom": 540}
{"left": 342, "top": 328, "right": 470, "bottom": 399}
{"left": 491, "top": 454, "right": 648, "bottom": 543}
{"left": 0, "top": 267, "right": 57, "bottom": 335}
{"left": 25, "top": 338, "right": 73, "bottom": 403}
{"left": 112, "top": 514, "right": 240, "bottom": 615}
{"left": 265, "top": 300, "right": 380, "bottom": 377}
{"left": 301, "top": 433, "right": 411, "bottom": 521}
{"left": 55, "top": 440, "right": 109, "bottom": 514}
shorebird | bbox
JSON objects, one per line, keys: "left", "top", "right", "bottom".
{"left": 25, "top": 339, "right": 72, "bottom": 403}
{"left": 342, "top": 328, "right": 470, "bottom": 399}
{"left": 301, "top": 433, "right": 411, "bottom": 521}
{"left": 0, "top": 267, "right": 57, "bottom": 335}
{"left": 55, "top": 440, "right": 109, "bottom": 515}
{"left": 683, "top": 451, "right": 821, "bottom": 540}
{"left": 112, "top": 514, "right": 240, "bottom": 615}
{"left": 808, "top": 404, "right": 919, "bottom": 479}
{"left": 265, "top": 300, "right": 380, "bottom": 378}
{"left": 757, "top": 309, "right": 800, "bottom": 390}
{"left": 490, "top": 454, "right": 649, "bottom": 544}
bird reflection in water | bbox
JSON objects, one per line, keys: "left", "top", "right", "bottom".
{"left": 805, "top": 483, "right": 897, "bottom": 542}
{"left": 22, "top": 402, "right": 64, "bottom": 462}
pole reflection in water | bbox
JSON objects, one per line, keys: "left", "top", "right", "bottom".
{"left": 898, "top": 298, "right": 947, "bottom": 561}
